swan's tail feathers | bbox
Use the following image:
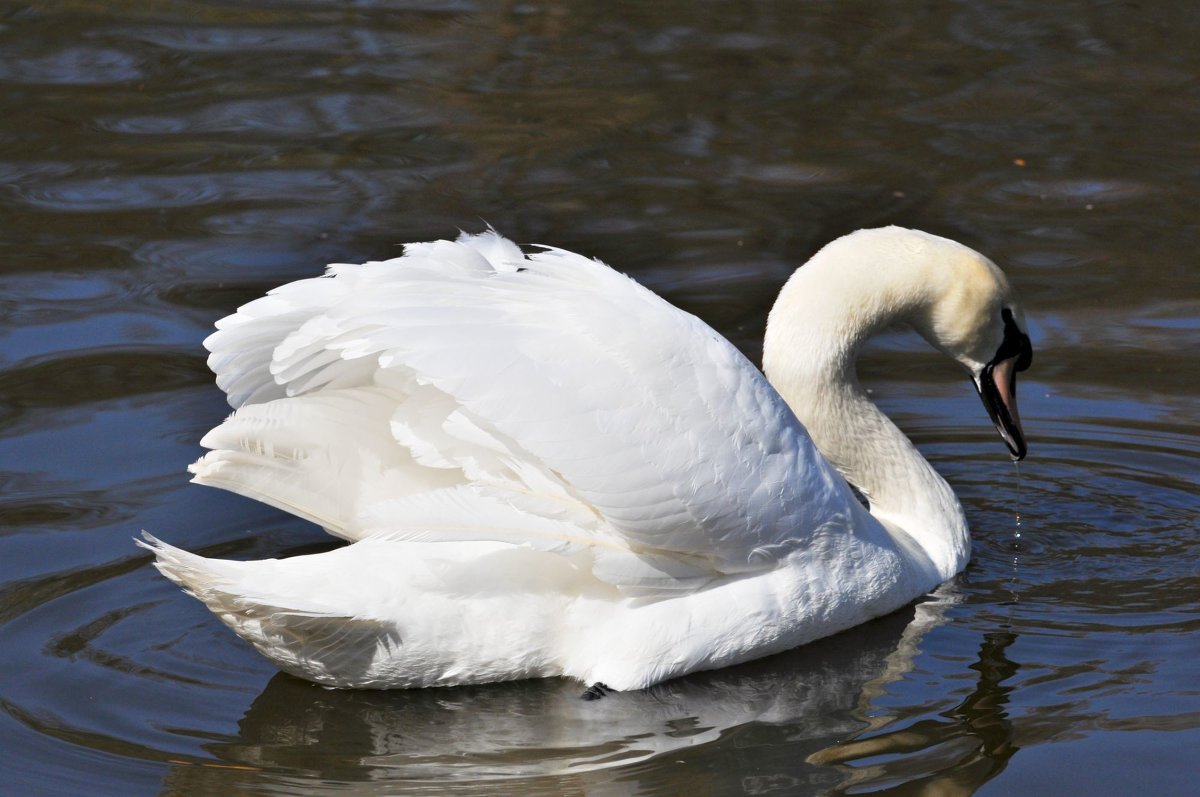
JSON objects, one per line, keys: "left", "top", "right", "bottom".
{"left": 187, "top": 387, "right": 434, "bottom": 541}
{"left": 137, "top": 533, "right": 400, "bottom": 688}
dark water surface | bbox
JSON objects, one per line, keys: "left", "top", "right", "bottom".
{"left": 2, "top": 1, "right": 1197, "bottom": 795}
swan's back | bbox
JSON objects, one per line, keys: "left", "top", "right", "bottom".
{"left": 191, "top": 231, "right": 863, "bottom": 596}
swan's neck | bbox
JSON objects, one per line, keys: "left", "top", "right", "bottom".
{"left": 763, "top": 232, "right": 971, "bottom": 579}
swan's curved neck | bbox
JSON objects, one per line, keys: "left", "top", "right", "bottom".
{"left": 763, "top": 232, "right": 971, "bottom": 579}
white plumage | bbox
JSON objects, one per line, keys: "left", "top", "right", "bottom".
{"left": 142, "top": 226, "right": 1031, "bottom": 691}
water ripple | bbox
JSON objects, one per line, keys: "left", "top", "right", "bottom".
{"left": 13, "top": 171, "right": 349, "bottom": 213}
{"left": 987, "top": 178, "right": 1156, "bottom": 207}
{"left": 0, "top": 47, "right": 144, "bottom": 84}
{"left": 99, "top": 93, "right": 449, "bottom": 137}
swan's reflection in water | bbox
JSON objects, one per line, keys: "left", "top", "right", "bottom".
{"left": 159, "top": 589, "right": 1018, "bottom": 795}
{"left": 812, "top": 629, "right": 1019, "bottom": 796}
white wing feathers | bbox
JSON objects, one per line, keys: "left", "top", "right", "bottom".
{"left": 192, "top": 231, "right": 854, "bottom": 594}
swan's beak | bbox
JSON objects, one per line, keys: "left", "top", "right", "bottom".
{"left": 974, "top": 311, "right": 1033, "bottom": 460}
{"left": 976, "top": 355, "right": 1026, "bottom": 459}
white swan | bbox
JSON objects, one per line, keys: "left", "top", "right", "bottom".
{"left": 141, "top": 226, "right": 1032, "bottom": 693}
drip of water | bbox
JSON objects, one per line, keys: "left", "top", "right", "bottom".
{"left": 1005, "top": 460, "right": 1024, "bottom": 605}
{"left": 1013, "top": 460, "right": 1023, "bottom": 544}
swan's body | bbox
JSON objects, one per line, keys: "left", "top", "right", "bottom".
{"left": 143, "top": 226, "right": 1031, "bottom": 691}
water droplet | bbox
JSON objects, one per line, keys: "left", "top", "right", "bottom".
{"left": 1013, "top": 461, "right": 1024, "bottom": 540}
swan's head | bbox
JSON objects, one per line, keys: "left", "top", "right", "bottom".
{"left": 766, "top": 226, "right": 1034, "bottom": 461}
{"left": 970, "top": 304, "right": 1033, "bottom": 461}
{"left": 914, "top": 235, "right": 1034, "bottom": 460}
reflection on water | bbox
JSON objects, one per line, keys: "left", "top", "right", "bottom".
{"left": 812, "top": 629, "right": 1019, "bottom": 796}
{"left": 1, "top": 0, "right": 1199, "bottom": 795}
{"left": 159, "top": 596, "right": 958, "bottom": 795}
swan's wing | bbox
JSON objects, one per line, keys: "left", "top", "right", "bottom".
{"left": 197, "top": 231, "right": 858, "bottom": 585}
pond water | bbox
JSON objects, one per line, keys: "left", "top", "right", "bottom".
{"left": 1, "top": 1, "right": 1197, "bottom": 795}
